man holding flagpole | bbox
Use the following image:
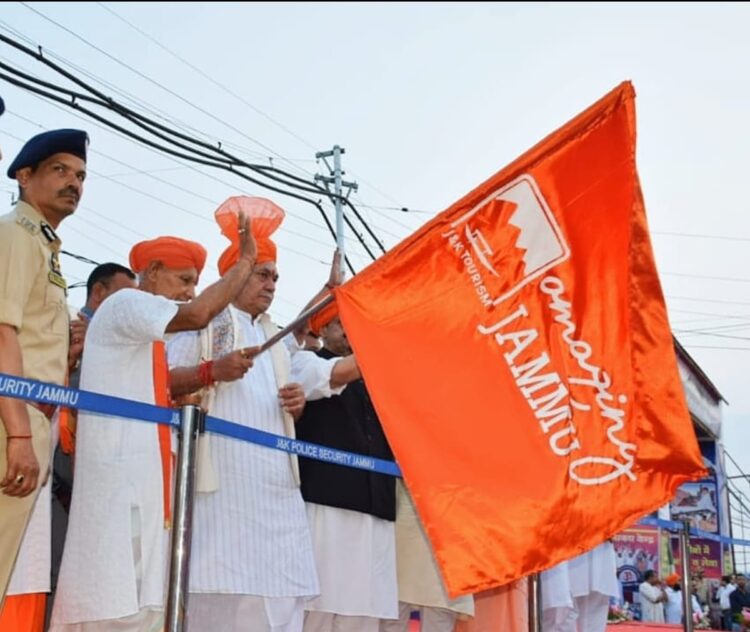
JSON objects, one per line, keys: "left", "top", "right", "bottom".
{"left": 167, "top": 196, "right": 360, "bottom": 632}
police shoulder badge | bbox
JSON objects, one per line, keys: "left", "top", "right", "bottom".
{"left": 40, "top": 222, "right": 59, "bottom": 244}
{"left": 16, "top": 215, "right": 39, "bottom": 235}
{"left": 48, "top": 252, "right": 67, "bottom": 292}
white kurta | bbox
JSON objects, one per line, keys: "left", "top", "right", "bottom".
{"left": 638, "top": 581, "right": 665, "bottom": 623}
{"left": 664, "top": 587, "right": 682, "bottom": 624}
{"left": 542, "top": 541, "right": 619, "bottom": 632}
{"left": 6, "top": 482, "right": 51, "bottom": 595}
{"left": 167, "top": 310, "right": 338, "bottom": 598}
{"left": 6, "top": 416, "right": 58, "bottom": 596}
{"left": 567, "top": 541, "right": 619, "bottom": 599}
{"left": 304, "top": 503, "right": 398, "bottom": 619}
{"left": 50, "top": 288, "right": 178, "bottom": 626}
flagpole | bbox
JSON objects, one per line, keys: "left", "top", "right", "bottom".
{"left": 165, "top": 404, "right": 203, "bottom": 632}
{"left": 679, "top": 520, "right": 694, "bottom": 632}
{"left": 314, "top": 145, "right": 358, "bottom": 278}
{"left": 527, "top": 573, "right": 542, "bottom": 632}
{"left": 255, "top": 294, "right": 334, "bottom": 355}
{"left": 332, "top": 145, "right": 346, "bottom": 278}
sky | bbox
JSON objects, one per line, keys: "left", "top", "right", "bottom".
{"left": 0, "top": 3, "right": 748, "bottom": 484}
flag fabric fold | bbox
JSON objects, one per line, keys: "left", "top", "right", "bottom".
{"left": 335, "top": 81, "right": 706, "bottom": 596}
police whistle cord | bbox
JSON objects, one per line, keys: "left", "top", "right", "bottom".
{"left": 0, "top": 372, "right": 402, "bottom": 478}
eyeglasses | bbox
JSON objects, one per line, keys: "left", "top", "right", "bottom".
{"left": 253, "top": 269, "right": 279, "bottom": 284}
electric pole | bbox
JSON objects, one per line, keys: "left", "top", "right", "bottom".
{"left": 315, "top": 145, "right": 358, "bottom": 278}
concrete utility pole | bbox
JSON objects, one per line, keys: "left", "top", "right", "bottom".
{"left": 315, "top": 145, "right": 358, "bottom": 278}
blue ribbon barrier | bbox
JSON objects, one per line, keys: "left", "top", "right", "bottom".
{"left": 0, "top": 372, "right": 402, "bottom": 478}
{"left": 638, "top": 515, "right": 750, "bottom": 547}
{"left": 5, "top": 372, "right": 750, "bottom": 546}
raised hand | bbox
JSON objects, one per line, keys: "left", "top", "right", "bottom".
{"left": 327, "top": 249, "right": 344, "bottom": 288}
{"left": 237, "top": 212, "right": 257, "bottom": 265}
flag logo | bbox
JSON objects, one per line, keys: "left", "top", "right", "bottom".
{"left": 442, "top": 175, "right": 569, "bottom": 307}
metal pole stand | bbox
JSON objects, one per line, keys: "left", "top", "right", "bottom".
{"left": 527, "top": 572, "right": 542, "bottom": 632}
{"left": 679, "top": 519, "right": 694, "bottom": 632}
{"left": 165, "top": 405, "right": 204, "bottom": 632}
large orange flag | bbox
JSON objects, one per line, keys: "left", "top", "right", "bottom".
{"left": 335, "top": 82, "right": 706, "bottom": 596}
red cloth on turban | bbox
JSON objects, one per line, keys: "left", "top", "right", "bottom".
{"left": 215, "top": 196, "right": 284, "bottom": 275}
{"left": 129, "top": 236, "right": 207, "bottom": 275}
{"left": 308, "top": 292, "right": 339, "bottom": 336}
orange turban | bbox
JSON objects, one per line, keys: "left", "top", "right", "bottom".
{"left": 308, "top": 292, "right": 339, "bottom": 336}
{"left": 665, "top": 573, "right": 681, "bottom": 585}
{"left": 129, "top": 236, "right": 207, "bottom": 275}
{"left": 215, "top": 196, "right": 284, "bottom": 275}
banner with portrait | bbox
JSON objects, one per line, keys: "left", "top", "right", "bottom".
{"left": 613, "top": 526, "right": 661, "bottom": 608}
{"left": 670, "top": 480, "right": 719, "bottom": 533}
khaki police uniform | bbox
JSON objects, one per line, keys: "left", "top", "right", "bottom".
{"left": 0, "top": 200, "right": 69, "bottom": 601}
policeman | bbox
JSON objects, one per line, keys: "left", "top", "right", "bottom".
{"left": 0, "top": 127, "right": 88, "bottom": 619}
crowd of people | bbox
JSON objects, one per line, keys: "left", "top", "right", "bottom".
{"left": 0, "top": 109, "right": 716, "bottom": 632}
{"left": 638, "top": 570, "right": 750, "bottom": 630}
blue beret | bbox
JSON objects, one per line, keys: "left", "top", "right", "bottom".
{"left": 7, "top": 128, "right": 89, "bottom": 179}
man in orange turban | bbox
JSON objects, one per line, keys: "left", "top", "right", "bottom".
{"left": 129, "top": 236, "right": 208, "bottom": 283}
{"left": 215, "top": 195, "right": 282, "bottom": 275}
{"left": 296, "top": 288, "right": 401, "bottom": 632}
{"left": 167, "top": 197, "right": 362, "bottom": 632}
{"left": 50, "top": 220, "right": 258, "bottom": 632}
{"left": 307, "top": 293, "right": 339, "bottom": 338}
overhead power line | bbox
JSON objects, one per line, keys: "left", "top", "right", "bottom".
{"left": 654, "top": 230, "right": 750, "bottom": 243}
{"left": 0, "top": 34, "right": 381, "bottom": 273}
{"left": 674, "top": 331, "right": 750, "bottom": 342}
{"left": 681, "top": 345, "right": 750, "bottom": 351}
{"left": 95, "top": 2, "right": 320, "bottom": 156}
{"left": 61, "top": 249, "right": 100, "bottom": 265}
{"left": 663, "top": 271, "right": 750, "bottom": 284}
{"left": 667, "top": 296, "right": 750, "bottom": 307}
{"left": 18, "top": 2, "right": 315, "bottom": 179}
{"left": 92, "top": 3, "right": 420, "bottom": 242}
{"left": 4, "top": 6, "right": 394, "bottom": 257}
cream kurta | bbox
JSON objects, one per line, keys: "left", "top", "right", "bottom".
{"left": 50, "top": 288, "right": 178, "bottom": 626}
{"left": 167, "top": 310, "right": 338, "bottom": 598}
{"left": 392, "top": 480, "right": 474, "bottom": 615}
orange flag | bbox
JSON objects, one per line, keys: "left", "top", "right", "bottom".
{"left": 335, "top": 82, "right": 706, "bottom": 596}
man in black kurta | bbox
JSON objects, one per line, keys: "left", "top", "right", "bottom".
{"left": 296, "top": 300, "right": 398, "bottom": 632}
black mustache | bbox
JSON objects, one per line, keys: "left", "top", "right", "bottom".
{"left": 58, "top": 188, "right": 79, "bottom": 200}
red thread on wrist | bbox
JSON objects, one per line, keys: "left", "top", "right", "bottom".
{"left": 7, "top": 435, "right": 32, "bottom": 440}
{"left": 198, "top": 360, "right": 215, "bottom": 387}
